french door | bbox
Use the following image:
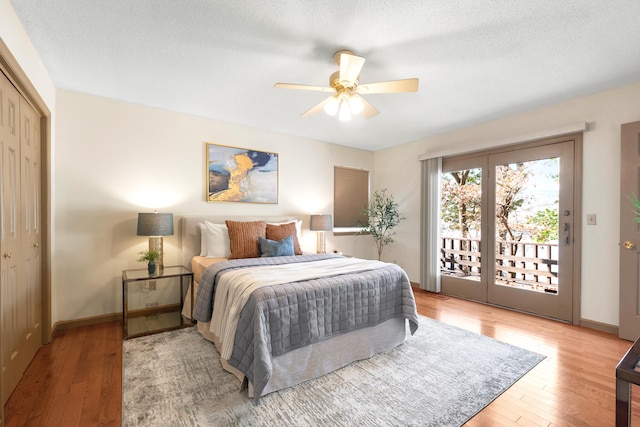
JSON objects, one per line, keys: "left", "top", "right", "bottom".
{"left": 440, "top": 137, "right": 579, "bottom": 322}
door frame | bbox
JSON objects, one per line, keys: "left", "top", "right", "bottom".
{"left": 441, "top": 134, "right": 583, "bottom": 324}
{"left": 0, "top": 39, "right": 52, "bottom": 419}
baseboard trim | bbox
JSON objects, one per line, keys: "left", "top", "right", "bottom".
{"left": 580, "top": 318, "right": 618, "bottom": 335}
{"left": 52, "top": 313, "right": 121, "bottom": 337}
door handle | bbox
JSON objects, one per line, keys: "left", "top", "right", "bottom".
{"left": 33, "top": 243, "right": 39, "bottom": 248}
{"left": 564, "top": 223, "right": 570, "bottom": 245}
{"left": 624, "top": 241, "right": 636, "bottom": 250}
{"left": 3, "top": 252, "right": 11, "bottom": 259}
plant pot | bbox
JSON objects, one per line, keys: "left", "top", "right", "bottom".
{"left": 148, "top": 260, "right": 156, "bottom": 275}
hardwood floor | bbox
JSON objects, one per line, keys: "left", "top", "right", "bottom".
{"left": 415, "top": 290, "right": 640, "bottom": 427}
{"left": 4, "top": 321, "right": 121, "bottom": 426}
{"left": 4, "top": 290, "right": 640, "bottom": 426}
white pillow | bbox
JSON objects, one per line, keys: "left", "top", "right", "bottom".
{"left": 199, "top": 223, "right": 208, "bottom": 256}
{"left": 268, "top": 220, "right": 302, "bottom": 240}
{"left": 204, "top": 221, "right": 231, "bottom": 258}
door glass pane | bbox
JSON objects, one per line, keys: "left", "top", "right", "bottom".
{"left": 441, "top": 168, "right": 482, "bottom": 282}
{"left": 494, "top": 157, "right": 559, "bottom": 293}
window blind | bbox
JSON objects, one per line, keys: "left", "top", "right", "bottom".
{"left": 334, "top": 166, "right": 369, "bottom": 228}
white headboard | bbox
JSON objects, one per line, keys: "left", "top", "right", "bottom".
{"left": 180, "top": 215, "right": 301, "bottom": 269}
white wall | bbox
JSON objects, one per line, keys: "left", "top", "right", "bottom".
{"left": 375, "top": 81, "right": 640, "bottom": 327}
{"left": 54, "top": 90, "right": 374, "bottom": 323}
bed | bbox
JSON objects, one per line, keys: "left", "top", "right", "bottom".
{"left": 180, "top": 215, "right": 419, "bottom": 403}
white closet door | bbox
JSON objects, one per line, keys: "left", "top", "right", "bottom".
{"left": 0, "top": 71, "right": 42, "bottom": 406}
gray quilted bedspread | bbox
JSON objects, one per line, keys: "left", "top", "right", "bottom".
{"left": 193, "top": 253, "right": 419, "bottom": 403}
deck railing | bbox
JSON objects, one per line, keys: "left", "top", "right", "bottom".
{"left": 441, "top": 236, "right": 558, "bottom": 292}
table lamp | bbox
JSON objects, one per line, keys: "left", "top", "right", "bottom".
{"left": 310, "top": 214, "right": 332, "bottom": 254}
{"left": 137, "top": 211, "right": 174, "bottom": 272}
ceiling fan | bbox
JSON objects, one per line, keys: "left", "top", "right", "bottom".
{"left": 274, "top": 50, "right": 419, "bottom": 121}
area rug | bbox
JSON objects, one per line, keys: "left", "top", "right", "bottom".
{"left": 122, "top": 316, "right": 545, "bottom": 426}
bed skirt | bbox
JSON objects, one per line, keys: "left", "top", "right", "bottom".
{"left": 196, "top": 316, "right": 406, "bottom": 398}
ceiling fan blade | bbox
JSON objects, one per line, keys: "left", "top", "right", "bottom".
{"left": 358, "top": 95, "right": 379, "bottom": 119}
{"left": 300, "top": 97, "right": 330, "bottom": 117}
{"left": 355, "top": 78, "right": 419, "bottom": 94}
{"left": 339, "top": 53, "right": 365, "bottom": 86}
{"left": 274, "top": 83, "right": 334, "bottom": 92}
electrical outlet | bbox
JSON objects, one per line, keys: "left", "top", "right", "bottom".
{"left": 586, "top": 214, "right": 597, "bottom": 225}
{"left": 148, "top": 280, "right": 156, "bottom": 290}
{"left": 145, "top": 302, "right": 158, "bottom": 309}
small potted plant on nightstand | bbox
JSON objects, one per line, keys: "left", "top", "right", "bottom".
{"left": 138, "top": 250, "right": 160, "bottom": 275}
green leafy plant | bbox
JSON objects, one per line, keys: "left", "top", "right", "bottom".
{"left": 358, "top": 188, "right": 404, "bottom": 260}
{"left": 629, "top": 193, "right": 640, "bottom": 223}
{"left": 137, "top": 250, "right": 159, "bottom": 263}
{"left": 526, "top": 208, "right": 559, "bottom": 243}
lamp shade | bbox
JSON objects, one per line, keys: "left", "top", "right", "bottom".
{"left": 310, "top": 214, "right": 332, "bottom": 231}
{"left": 136, "top": 212, "right": 174, "bottom": 236}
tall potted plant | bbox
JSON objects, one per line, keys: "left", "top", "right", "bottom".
{"left": 359, "top": 188, "right": 403, "bottom": 260}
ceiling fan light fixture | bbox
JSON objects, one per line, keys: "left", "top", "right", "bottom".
{"left": 338, "top": 101, "right": 352, "bottom": 121}
{"left": 324, "top": 96, "right": 339, "bottom": 116}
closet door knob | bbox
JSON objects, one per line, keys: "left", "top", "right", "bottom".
{"left": 3, "top": 252, "right": 11, "bottom": 259}
{"left": 33, "top": 243, "right": 39, "bottom": 248}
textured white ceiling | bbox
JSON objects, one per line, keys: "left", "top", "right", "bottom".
{"left": 9, "top": 0, "right": 640, "bottom": 151}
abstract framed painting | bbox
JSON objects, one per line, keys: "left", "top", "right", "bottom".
{"left": 205, "top": 142, "right": 278, "bottom": 203}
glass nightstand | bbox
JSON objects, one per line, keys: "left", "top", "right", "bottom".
{"left": 122, "top": 265, "right": 194, "bottom": 339}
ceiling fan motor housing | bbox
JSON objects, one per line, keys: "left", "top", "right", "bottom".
{"left": 330, "top": 71, "right": 356, "bottom": 91}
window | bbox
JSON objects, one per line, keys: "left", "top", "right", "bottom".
{"left": 334, "top": 166, "right": 369, "bottom": 233}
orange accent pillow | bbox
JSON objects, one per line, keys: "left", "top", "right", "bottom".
{"left": 225, "top": 220, "right": 267, "bottom": 259}
{"left": 266, "top": 222, "right": 302, "bottom": 255}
